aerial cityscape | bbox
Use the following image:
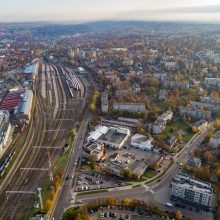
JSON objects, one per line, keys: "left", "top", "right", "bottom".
{"left": 0, "top": 1, "right": 220, "bottom": 220}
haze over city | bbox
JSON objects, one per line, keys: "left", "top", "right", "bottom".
{"left": 1, "top": 0, "right": 220, "bottom": 23}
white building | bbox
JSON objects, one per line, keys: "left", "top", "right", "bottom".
{"left": 0, "top": 110, "right": 11, "bottom": 151}
{"left": 113, "top": 102, "right": 146, "bottom": 113}
{"left": 209, "top": 131, "right": 220, "bottom": 148}
{"left": 131, "top": 134, "right": 153, "bottom": 150}
{"left": 86, "top": 126, "right": 109, "bottom": 143}
{"left": 171, "top": 172, "right": 213, "bottom": 210}
{"left": 101, "top": 92, "right": 109, "bottom": 113}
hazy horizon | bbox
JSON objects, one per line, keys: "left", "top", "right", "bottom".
{"left": 1, "top": 0, "right": 220, "bottom": 23}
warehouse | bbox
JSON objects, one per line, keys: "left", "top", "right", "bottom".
{"left": 16, "top": 89, "right": 33, "bottom": 124}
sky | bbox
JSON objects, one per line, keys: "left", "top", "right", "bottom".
{"left": 0, "top": 0, "right": 220, "bottom": 23}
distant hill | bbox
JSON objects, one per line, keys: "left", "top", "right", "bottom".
{"left": 31, "top": 24, "right": 91, "bottom": 37}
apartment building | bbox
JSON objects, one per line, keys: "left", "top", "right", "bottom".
{"left": 171, "top": 172, "right": 213, "bottom": 210}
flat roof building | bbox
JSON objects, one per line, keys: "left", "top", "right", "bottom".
{"left": 171, "top": 172, "right": 213, "bottom": 210}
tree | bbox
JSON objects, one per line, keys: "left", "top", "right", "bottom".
{"left": 192, "top": 126, "right": 198, "bottom": 133}
{"left": 175, "top": 210, "right": 182, "bottom": 220}
{"left": 121, "top": 168, "right": 132, "bottom": 180}
{"left": 106, "top": 197, "right": 118, "bottom": 206}
{"left": 216, "top": 167, "right": 220, "bottom": 182}
{"left": 45, "top": 198, "right": 53, "bottom": 211}
{"left": 90, "top": 157, "right": 96, "bottom": 171}
{"left": 203, "top": 151, "right": 212, "bottom": 162}
{"left": 214, "top": 119, "right": 220, "bottom": 130}
{"left": 122, "top": 198, "right": 132, "bottom": 206}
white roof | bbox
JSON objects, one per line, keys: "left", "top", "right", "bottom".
{"left": 87, "top": 126, "right": 108, "bottom": 142}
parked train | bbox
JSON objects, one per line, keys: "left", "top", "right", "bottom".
{"left": 0, "top": 150, "right": 15, "bottom": 177}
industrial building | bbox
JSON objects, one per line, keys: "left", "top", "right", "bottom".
{"left": 0, "top": 110, "right": 11, "bottom": 151}
{"left": 171, "top": 172, "right": 213, "bottom": 210}
{"left": 98, "top": 126, "right": 130, "bottom": 149}
{"left": 16, "top": 89, "right": 33, "bottom": 124}
{"left": 86, "top": 125, "right": 130, "bottom": 149}
{"left": 0, "top": 88, "right": 25, "bottom": 110}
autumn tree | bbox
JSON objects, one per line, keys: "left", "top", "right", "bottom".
{"left": 175, "top": 210, "right": 182, "bottom": 220}
{"left": 90, "top": 157, "right": 96, "bottom": 171}
{"left": 203, "top": 151, "right": 212, "bottom": 162}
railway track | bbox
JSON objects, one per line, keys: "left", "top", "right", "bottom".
{"left": 0, "top": 60, "right": 80, "bottom": 220}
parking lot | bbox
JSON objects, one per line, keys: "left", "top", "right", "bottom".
{"left": 75, "top": 169, "right": 125, "bottom": 192}
{"left": 89, "top": 206, "right": 140, "bottom": 220}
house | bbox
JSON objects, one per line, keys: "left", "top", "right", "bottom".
{"left": 159, "top": 89, "right": 168, "bottom": 100}
{"left": 131, "top": 134, "right": 153, "bottom": 151}
{"left": 132, "top": 83, "right": 141, "bottom": 94}
{"left": 187, "top": 157, "right": 201, "bottom": 168}
{"left": 166, "top": 136, "right": 177, "bottom": 148}
{"left": 210, "top": 131, "right": 220, "bottom": 148}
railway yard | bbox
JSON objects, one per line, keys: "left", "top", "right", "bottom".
{"left": 0, "top": 58, "right": 86, "bottom": 220}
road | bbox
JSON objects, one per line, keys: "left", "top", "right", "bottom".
{"left": 0, "top": 59, "right": 83, "bottom": 219}
{"left": 74, "top": 126, "right": 212, "bottom": 220}
{"left": 51, "top": 111, "right": 91, "bottom": 220}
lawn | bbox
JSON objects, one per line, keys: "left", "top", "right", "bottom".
{"left": 155, "top": 119, "right": 194, "bottom": 143}
{"left": 77, "top": 189, "right": 108, "bottom": 196}
{"left": 142, "top": 170, "right": 156, "bottom": 179}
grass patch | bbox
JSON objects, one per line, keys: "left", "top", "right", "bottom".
{"left": 142, "top": 170, "right": 156, "bottom": 179}
{"left": 77, "top": 189, "right": 108, "bottom": 196}
{"left": 155, "top": 119, "right": 194, "bottom": 143}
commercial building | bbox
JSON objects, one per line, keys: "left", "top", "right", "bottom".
{"left": 131, "top": 134, "right": 153, "bottom": 151}
{"left": 209, "top": 131, "right": 220, "bottom": 148}
{"left": 171, "top": 172, "right": 213, "bottom": 210}
{"left": 113, "top": 102, "right": 146, "bottom": 113}
{"left": 16, "top": 89, "right": 33, "bottom": 124}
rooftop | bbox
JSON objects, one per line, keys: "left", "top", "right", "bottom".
{"left": 172, "top": 172, "right": 212, "bottom": 194}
